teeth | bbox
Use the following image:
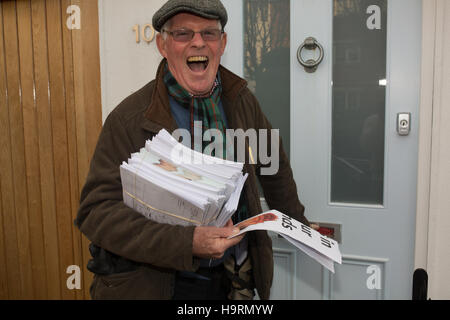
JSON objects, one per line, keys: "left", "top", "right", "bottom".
{"left": 187, "top": 56, "right": 208, "bottom": 62}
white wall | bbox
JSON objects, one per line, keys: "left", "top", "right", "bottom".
{"left": 98, "top": 0, "right": 166, "bottom": 122}
{"left": 424, "top": 0, "right": 450, "bottom": 300}
{"left": 415, "top": 0, "right": 450, "bottom": 300}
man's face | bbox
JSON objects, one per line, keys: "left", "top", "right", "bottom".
{"left": 156, "top": 13, "right": 227, "bottom": 96}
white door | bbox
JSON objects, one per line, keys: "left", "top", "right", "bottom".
{"left": 222, "top": 0, "right": 422, "bottom": 300}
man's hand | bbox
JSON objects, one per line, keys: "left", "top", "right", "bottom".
{"left": 192, "top": 219, "right": 244, "bottom": 260}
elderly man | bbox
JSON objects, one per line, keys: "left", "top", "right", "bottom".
{"left": 75, "top": 0, "right": 309, "bottom": 300}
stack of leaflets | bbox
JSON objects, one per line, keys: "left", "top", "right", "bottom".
{"left": 120, "top": 129, "right": 248, "bottom": 227}
{"left": 230, "top": 210, "right": 342, "bottom": 273}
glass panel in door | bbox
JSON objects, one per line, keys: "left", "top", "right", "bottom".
{"left": 244, "top": 0, "right": 291, "bottom": 157}
{"left": 331, "top": 0, "right": 388, "bottom": 205}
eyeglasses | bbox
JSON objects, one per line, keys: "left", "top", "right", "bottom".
{"left": 163, "top": 28, "right": 224, "bottom": 42}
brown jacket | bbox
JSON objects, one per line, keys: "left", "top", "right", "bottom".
{"left": 75, "top": 59, "right": 308, "bottom": 300}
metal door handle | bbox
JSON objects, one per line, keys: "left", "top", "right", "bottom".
{"left": 297, "top": 37, "right": 324, "bottom": 73}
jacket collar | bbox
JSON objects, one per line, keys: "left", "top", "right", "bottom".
{"left": 142, "top": 58, "right": 248, "bottom": 134}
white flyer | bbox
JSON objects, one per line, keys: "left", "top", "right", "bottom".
{"left": 230, "top": 210, "right": 342, "bottom": 272}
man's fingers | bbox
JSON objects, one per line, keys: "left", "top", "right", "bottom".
{"left": 192, "top": 225, "right": 244, "bottom": 259}
{"left": 211, "top": 234, "right": 244, "bottom": 259}
{"left": 210, "top": 235, "right": 244, "bottom": 259}
{"left": 226, "top": 233, "right": 244, "bottom": 246}
{"left": 214, "top": 225, "right": 240, "bottom": 238}
{"left": 225, "top": 219, "right": 234, "bottom": 228}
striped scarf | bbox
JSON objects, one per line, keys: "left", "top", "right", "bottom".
{"left": 164, "top": 63, "right": 227, "bottom": 158}
{"left": 163, "top": 63, "right": 248, "bottom": 224}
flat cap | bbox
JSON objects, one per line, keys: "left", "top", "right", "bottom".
{"left": 152, "top": 0, "right": 228, "bottom": 32}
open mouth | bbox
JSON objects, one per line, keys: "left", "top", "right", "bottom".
{"left": 187, "top": 56, "right": 209, "bottom": 72}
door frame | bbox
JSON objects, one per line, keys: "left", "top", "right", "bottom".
{"left": 414, "top": 0, "right": 450, "bottom": 299}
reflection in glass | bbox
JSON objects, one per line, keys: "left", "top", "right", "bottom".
{"left": 331, "top": 0, "right": 387, "bottom": 205}
{"left": 243, "top": 0, "right": 290, "bottom": 158}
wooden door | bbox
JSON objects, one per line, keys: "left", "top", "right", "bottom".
{"left": 0, "top": 0, "right": 102, "bottom": 299}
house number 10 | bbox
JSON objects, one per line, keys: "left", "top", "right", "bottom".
{"left": 133, "top": 24, "right": 156, "bottom": 44}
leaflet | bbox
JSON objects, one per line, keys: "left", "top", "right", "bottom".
{"left": 230, "top": 210, "right": 342, "bottom": 272}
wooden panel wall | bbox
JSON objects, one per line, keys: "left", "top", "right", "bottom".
{"left": 0, "top": 0, "right": 102, "bottom": 299}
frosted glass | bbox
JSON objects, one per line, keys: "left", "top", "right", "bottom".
{"left": 331, "top": 0, "right": 387, "bottom": 205}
